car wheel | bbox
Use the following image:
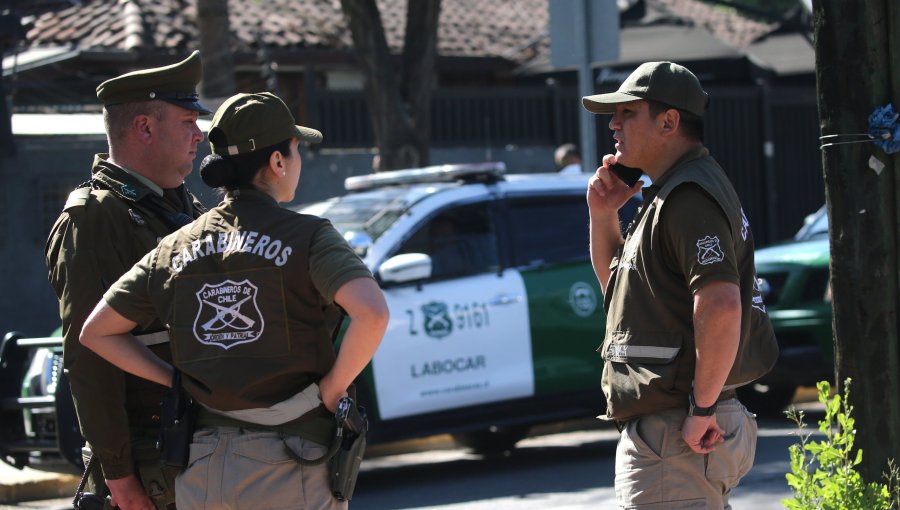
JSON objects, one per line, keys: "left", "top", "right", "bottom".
{"left": 738, "top": 384, "right": 797, "bottom": 417}
{"left": 452, "top": 425, "right": 530, "bottom": 455}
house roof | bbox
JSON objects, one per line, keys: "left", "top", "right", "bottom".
{"left": 3, "top": 0, "right": 812, "bottom": 109}
{"left": 21, "top": 0, "right": 548, "bottom": 63}
{"left": 15, "top": 0, "right": 796, "bottom": 66}
{"left": 651, "top": 0, "right": 777, "bottom": 49}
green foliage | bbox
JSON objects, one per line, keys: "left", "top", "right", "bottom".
{"left": 783, "top": 379, "right": 900, "bottom": 510}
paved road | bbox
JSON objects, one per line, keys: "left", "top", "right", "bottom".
{"left": 1, "top": 404, "right": 820, "bottom": 510}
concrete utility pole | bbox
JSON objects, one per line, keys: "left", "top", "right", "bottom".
{"left": 548, "top": 0, "right": 619, "bottom": 173}
{"left": 813, "top": 0, "right": 900, "bottom": 481}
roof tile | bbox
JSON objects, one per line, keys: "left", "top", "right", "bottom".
{"left": 20, "top": 0, "right": 777, "bottom": 63}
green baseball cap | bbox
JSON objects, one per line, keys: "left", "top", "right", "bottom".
{"left": 96, "top": 50, "right": 212, "bottom": 114}
{"left": 582, "top": 61, "right": 709, "bottom": 117}
{"left": 208, "top": 92, "right": 323, "bottom": 155}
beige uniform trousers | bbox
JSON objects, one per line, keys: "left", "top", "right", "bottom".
{"left": 615, "top": 399, "right": 757, "bottom": 509}
{"left": 176, "top": 426, "right": 345, "bottom": 510}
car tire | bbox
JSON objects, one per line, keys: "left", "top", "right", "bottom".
{"left": 452, "top": 425, "right": 530, "bottom": 455}
{"left": 738, "top": 383, "right": 797, "bottom": 417}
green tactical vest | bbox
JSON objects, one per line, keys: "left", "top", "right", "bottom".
{"left": 600, "top": 148, "right": 778, "bottom": 421}
{"left": 146, "top": 190, "right": 338, "bottom": 412}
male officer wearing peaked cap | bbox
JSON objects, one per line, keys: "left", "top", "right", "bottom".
{"left": 46, "top": 51, "right": 211, "bottom": 510}
{"left": 582, "top": 61, "right": 778, "bottom": 508}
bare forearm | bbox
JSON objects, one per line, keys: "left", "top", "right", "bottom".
{"left": 322, "top": 317, "right": 386, "bottom": 396}
{"left": 589, "top": 211, "right": 624, "bottom": 294}
{"left": 692, "top": 281, "right": 742, "bottom": 407}
{"left": 80, "top": 302, "right": 173, "bottom": 388}
{"left": 322, "top": 278, "right": 389, "bottom": 409}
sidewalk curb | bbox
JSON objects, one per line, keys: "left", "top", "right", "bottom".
{"left": 0, "top": 468, "right": 79, "bottom": 504}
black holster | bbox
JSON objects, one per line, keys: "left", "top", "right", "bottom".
{"left": 283, "top": 395, "right": 368, "bottom": 501}
{"left": 329, "top": 396, "right": 368, "bottom": 501}
{"left": 158, "top": 369, "right": 196, "bottom": 470}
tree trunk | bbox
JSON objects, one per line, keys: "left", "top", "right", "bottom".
{"left": 813, "top": 0, "right": 900, "bottom": 481}
{"left": 341, "top": 0, "right": 441, "bottom": 171}
{"left": 196, "top": 0, "right": 237, "bottom": 98}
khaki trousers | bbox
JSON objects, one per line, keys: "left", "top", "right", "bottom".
{"left": 615, "top": 399, "right": 757, "bottom": 509}
{"left": 176, "top": 426, "right": 345, "bottom": 510}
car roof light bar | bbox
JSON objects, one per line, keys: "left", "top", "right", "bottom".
{"left": 345, "top": 162, "right": 506, "bottom": 191}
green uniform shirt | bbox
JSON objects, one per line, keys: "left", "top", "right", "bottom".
{"left": 600, "top": 147, "right": 777, "bottom": 421}
{"left": 104, "top": 188, "right": 373, "bottom": 444}
{"left": 45, "top": 154, "right": 204, "bottom": 479}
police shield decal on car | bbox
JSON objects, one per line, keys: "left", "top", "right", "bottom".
{"left": 568, "top": 282, "right": 598, "bottom": 317}
{"left": 421, "top": 301, "right": 453, "bottom": 339}
{"left": 193, "top": 279, "right": 265, "bottom": 348}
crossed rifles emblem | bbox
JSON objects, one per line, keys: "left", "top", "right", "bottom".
{"left": 201, "top": 294, "right": 256, "bottom": 331}
{"left": 696, "top": 235, "right": 725, "bottom": 265}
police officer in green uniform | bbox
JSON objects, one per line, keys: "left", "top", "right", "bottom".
{"left": 582, "top": 62, "right": 778, "bottom": 508}
{"left": 45, "top": 51, "right": 211, "bottom": 510}
{"left": 79, "top": 92, "right": 389, "bottom": 510}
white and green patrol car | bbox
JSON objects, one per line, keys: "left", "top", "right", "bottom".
{"left": 0, "top": 163, "right": 640, "bottom": 472}
{"left": 298, "top": 163, "right": 640, "bottom": 451}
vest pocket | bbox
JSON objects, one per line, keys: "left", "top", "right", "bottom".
{"left": 601, "top": 331, "right": 687, "bottom": 418}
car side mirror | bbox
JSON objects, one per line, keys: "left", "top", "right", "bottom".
{"left": 343, "top": 230, "right": 372, "bottom": 257}
{"left": 378, "top": 253, "right": 432, "bottom": 284}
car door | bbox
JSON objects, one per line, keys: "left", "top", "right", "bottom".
{"left": 370, "top": 201, "right": 534, "bottom": 420}
{"left": 499, "top": 194, "right": 608, "bottom": 396}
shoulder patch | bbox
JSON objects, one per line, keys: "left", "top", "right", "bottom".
{"left": 63, "top": 187, "right": 92, "bottom": 212}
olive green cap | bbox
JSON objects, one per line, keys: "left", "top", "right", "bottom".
{"left": 208, "top": 92, "right": 323, "bottom": 155}
{"left": 96, "top": 50, "right": 212, "bottom": 114}
{"left": 582, "top": 61, "right": 709, "bottom": 117}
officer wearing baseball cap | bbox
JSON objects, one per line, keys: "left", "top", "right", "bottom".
{"left": 582, "top": 61, "right": 777, "bottom": 508}
{"left": 80, "top": 91, "right": 389, "bottom": 509}
{"left": 582, "top": 60, "right": 709, "bottom": 117}
{"left": 207, "top": 92, "right": 322, "bottom": 156}
{"left": 46, "top": 51, "right": 211, "bottom": 509}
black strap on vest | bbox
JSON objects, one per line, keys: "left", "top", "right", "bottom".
{"left": 75, "top": 179, "right": 195, "bottom": 230}
{"left": 139, "top": 198, "right": 195, "bottom": 230}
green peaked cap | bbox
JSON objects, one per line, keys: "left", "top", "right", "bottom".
{"left": 96, "top": 50, "right": 212, "bottom": 114}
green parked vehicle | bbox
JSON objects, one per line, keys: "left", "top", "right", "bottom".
{"left": 743, "top": 206, "right": 833, "bottom": 415}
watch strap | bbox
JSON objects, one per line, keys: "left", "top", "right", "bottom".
{"left": 688, "top": 392, "right": 717, "bottom": 417}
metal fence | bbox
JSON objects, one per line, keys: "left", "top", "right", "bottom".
{"left": 315, "top": 84, "right": 823, "bottom": 245}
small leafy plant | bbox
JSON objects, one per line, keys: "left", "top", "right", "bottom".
{"left": 783, "top": 379, "right": 900, "bottom": 510}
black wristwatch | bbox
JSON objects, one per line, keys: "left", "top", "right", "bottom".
{"left": 688, "top": 392, "right": 717, "bottom": 417}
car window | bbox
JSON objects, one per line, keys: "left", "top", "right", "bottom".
{"left": 505, "top": 196, "right": 589, "bottom": 266}
{"left": 395, "top": 202, "right": 499, "bottom": 279}
{"left": 794, "top": 205, "right": 829, "bottom": 241}
{"left": 300, "top": 188, "right": 418, "bottom": 242}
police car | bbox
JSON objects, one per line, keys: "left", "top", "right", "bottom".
{"left": 0, "top": 163, "right": 639, "bottom": 472}
{"left": 296, "top": 162, "right": 639, "bottom": 451}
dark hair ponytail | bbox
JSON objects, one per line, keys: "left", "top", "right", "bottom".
{"left": 200, "top": 130, "right": 293, "bottom": 191}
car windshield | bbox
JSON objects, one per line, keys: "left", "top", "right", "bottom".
{"left": 794, "top": 205, "right": 829, "bottom": 241}
{"left": 297, "top": 187, "right": 436, "bottom": 242}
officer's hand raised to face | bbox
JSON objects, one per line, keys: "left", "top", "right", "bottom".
{"left": 587, "top": 154, "right": 643, "bottom": 215}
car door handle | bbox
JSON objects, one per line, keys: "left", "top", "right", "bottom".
{"left": 489, "top": 294, "right": 523, "bottom": 306}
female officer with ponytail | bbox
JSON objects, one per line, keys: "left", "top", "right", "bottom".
{"left": 79, "top": 92, "right": 389, "bottom": 510}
